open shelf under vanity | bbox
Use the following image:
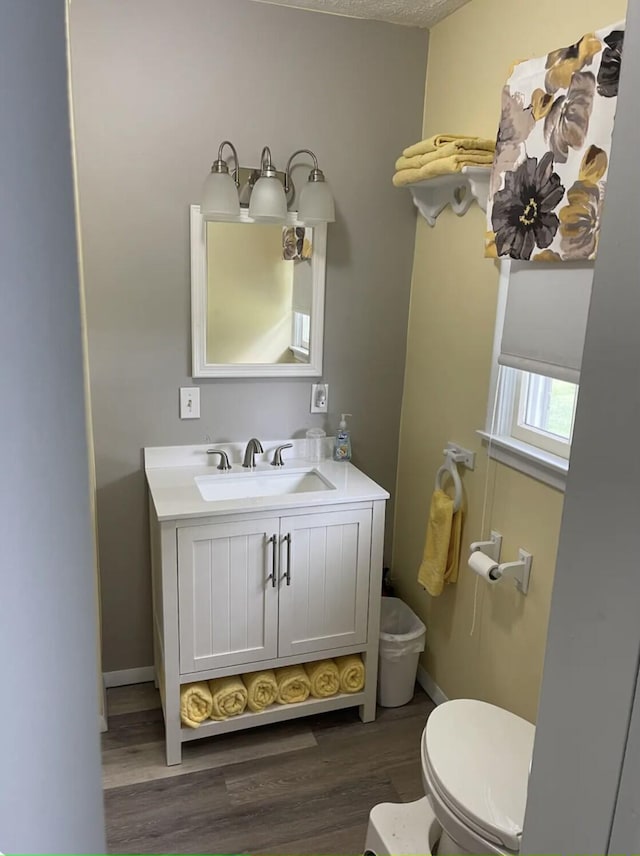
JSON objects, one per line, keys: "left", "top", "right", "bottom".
{"left": 179, "top": 689, "right": 368, "bottom": 741}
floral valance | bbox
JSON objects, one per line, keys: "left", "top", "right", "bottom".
{"left": 486, "top": 21, "right": 625, "bottom": 261}
{"left": 282, "top": 225, "right": 312, "bottom": 261}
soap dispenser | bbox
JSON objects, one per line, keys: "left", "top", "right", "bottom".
{"left": 333, "top": 413, "right": 352, "bottom": 461}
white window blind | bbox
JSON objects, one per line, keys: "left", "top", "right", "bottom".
{"left": 292, "top": 266, "right": 312, "bottom": 316}
{"left": 498, "top": 261, "right": 594, "bottom": 384}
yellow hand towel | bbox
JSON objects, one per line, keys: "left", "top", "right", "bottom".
{"left": 393, "top": 152, "right": 495, "bottom": 187}
{"left": 242, "top": 669, "right": 278, "bottom": 713}
{"left": 334, "top": 654, "right": 365, "bottom": 693}
{"left": 417, "top": 489, "right": 463, "bottom": 597}
{"left": 402, "top": 135, "right": 495, "bottom": 158}
{"left": 179, "top": 681, "right": 213, "bottom": 729}
{"left": 304, "top": 659, "right": 340, "bottom": 698}
{"left": 395, "top": 139, "right": 495, "bottom": 172}
{"left": 274, "top": 664, "right": 311, "bottom": 704}
{"left": 208, "top": 676, "right": 248, "bottom": 721}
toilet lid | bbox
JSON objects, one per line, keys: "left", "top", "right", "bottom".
{"left": 423, "top": 699, "right": 535, "bottom": 852}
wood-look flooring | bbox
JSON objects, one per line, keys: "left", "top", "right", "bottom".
{"left": 103, "top": 683, "right": 435, "bottom": 854}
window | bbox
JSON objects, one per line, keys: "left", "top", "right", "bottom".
{"left": 480, "top": 260, "right": 590, "bottom": 490}
{"left": 290, "top": 311, "right": 310, "bottom": 361}
{"left": 482, "top": 364, "right": 578, "bottom": 489}
{"left": 512, "top": 372, "right": 578, "bottom": 459}
{"left": 293, "top": 311, "right": 310, "bottom": 352}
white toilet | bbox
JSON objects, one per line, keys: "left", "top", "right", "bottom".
{"left": 422, "top": 698, "right": 535, "bottom": 855}
{"left": 365, "top": 698, "right": 535, "bottom": 856}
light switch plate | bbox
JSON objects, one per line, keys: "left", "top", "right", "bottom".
{"left": 310, "top": 383, "right": 328, "bottom": 414}
{"left": 180, "top": 387, "right": 200, "bottom": 419}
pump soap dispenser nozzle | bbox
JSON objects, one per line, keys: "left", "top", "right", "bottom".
{"left": 333, "top": 413, "right": 353, "bottom": 462}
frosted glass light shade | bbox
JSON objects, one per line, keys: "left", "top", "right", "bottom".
{"left": 248, "top": 176, "right": 287, "bottom": 222}
{"left": 201, "top": 170, "right": 240, "bottom": 220}
{"left": 299, "top": 180, "right": 335, "bottom": 224}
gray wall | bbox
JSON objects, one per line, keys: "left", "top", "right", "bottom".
{"left": 0, "top": 2, "right": 105, "bottom": 852}
{"left": 522, "top": 4, "right": 640, "bottom": 853}
{"left": 69, "top": 0, "right": 427, "bottom": 671}
{"left": 609, "top": 661, "right": 640, "bottom": 853}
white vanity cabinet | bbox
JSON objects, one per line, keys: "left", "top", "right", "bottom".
{"left": 276, "top": 509, "right": 372, "bottom": 657}
{"left": 177, "top": 517, "right": 280, "bottom": 673}
{"left": 146, "top": 442, "right": 389, "bottom": 766}
{"left": 178, "top": 508, "right": 372, "bottom": 674}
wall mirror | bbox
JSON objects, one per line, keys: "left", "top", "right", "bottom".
{"left": 190, "top": 205, "right": 327, "bottom": 377}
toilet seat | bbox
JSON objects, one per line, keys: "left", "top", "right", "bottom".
{"left": 423, "top": 751, "right": 508, "bottom": 849}
{"left": 421, "top": 699, "right": 535, "bottom": 853}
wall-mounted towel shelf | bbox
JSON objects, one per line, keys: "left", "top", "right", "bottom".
{"left": 407, "top": 166, "right": 491, "bottom": 226}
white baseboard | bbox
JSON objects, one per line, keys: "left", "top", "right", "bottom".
{"left": 417, "top": 665, "right": 449, "bottom": 706}
{"left": 103, "top": 666, "right": 155, "bottom": 688}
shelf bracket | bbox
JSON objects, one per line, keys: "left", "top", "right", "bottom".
{"left": 407, "top": 166, "right": 491, "bottom": 227}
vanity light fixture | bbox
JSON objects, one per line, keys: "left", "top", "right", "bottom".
{"left": 200, "top": 141, "right": 335, "bottom": 224}
{"left": 201, "top": 140, "right": 241, "bottom": 221}
{"left": 284, "top": 149, "right": 335, "bottom": 225}
{"left": 248, "top": 147, "right": 288, "bottom": 222}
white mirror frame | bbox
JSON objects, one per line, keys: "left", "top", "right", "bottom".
{"left": 190, "top": 205, "right": 327, "bottom": 378}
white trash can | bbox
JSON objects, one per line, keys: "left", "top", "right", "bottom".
{"left": 378, "top": 597, "right": 426, "bottom": 707}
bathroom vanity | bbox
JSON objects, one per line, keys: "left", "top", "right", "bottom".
{"left": 145, "top": 439, "right": 388, "bottom": 764}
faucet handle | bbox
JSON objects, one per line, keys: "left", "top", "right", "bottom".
{"left": 271, "top": 443, "right": 293, "bottom": 467}
{"left": 207, "top": 449, "right": 232, "bottom": 470}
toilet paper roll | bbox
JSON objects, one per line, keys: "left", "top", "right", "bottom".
{"left": 468, "top": 551, "right": 501, "bottom": 583}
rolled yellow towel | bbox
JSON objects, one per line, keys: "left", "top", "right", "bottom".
{"left": 402, "top": 135, "right": 495, "bottom": 159}
{"left": 335, "top": 655, "right": 366, "bottom": 693}
{"left": 274, "top": 664, "right": 311, "bottom": 704}
{"left": 304, "top": 659, "right": 340, "bottom": 698}
{"left": 208, "top": 676, "right": 248, "bottom": 721}
{"left": 392, "top": 152, "right": 495, "bottom": 187}
{"left": 242, "top": 669, "right": 278, "bottom": 713}
{"left": 179, "top": 681, "right": 213, "bottom": 729}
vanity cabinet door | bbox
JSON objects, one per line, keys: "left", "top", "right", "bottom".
{"left": 178, "top": 518, "right": 280, "bottom": 673}
{"left": 277, "top": 508, "right": 372, "bottom": 658}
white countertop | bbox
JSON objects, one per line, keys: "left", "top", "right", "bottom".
{"left": 145, "top": 440, "right": 390, "bottom": 521}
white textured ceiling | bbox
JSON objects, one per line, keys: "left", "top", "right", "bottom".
{"left": 250, "top": 0, "right": 470, "bottom": 28}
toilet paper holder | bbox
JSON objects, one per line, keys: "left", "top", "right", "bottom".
{"left": 495, "top": 549, "right": 533, "bottom": 595}
{"left": 470, "top": 532, "right": 532, "bottom": 595}
{"left": 470, "top": 531, "right": 503, "bottom": 562}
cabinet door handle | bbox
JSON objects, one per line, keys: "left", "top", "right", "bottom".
{"left": 282, "top": 533, "right": 292, "bottom": 585}
{"left": 267, "top": 534, "right": 278, "bottom": 587}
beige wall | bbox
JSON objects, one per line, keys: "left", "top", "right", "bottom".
{"left": 69, "top": 0, "right": 427, "bottom": 672}
{"left": 393, "top": 0, "right": 627, "bottom": 723}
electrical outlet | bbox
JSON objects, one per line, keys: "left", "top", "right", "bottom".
{"left": 310, "top": 383, "right": 328, "bottom": 414}
{"left": 180, "top": 387, "right": 200, "bottom": 419}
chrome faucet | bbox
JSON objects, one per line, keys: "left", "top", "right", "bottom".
{"left": 242, "top": 438, "right": 264, "bottom": 468}
{"left": 207, "top": 449, "right": 232, "bottom": 470}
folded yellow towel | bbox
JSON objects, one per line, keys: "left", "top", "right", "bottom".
{"left": 274, "top": 664, "right": 311, "bottom": 704}
{"left": 417, "top": 489, "right": 463, "bottom": 597}
{"left": 208, "top": 676, "right": 248, "bottom": 721}
{"left": 304, "top": 659, "right": 340, "bottom": 698}
{"left": 395, "top": 139, "right": 495, "bottom": 172}
{"left": 402, "top": 135, "right": 495, "bottom": 158}
{"left": 334, "top": 654, "right": 365, "bottom": 693}
{"left": 179, "top": 681, "right": 213, "bottom": 729}
{"left": 242, "top": 669, "right": 278, "bottom": 713}
{"left": 393, "top": 152, "right": 495, "bottom": 187}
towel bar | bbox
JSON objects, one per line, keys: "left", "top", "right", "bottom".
{"left": 434, "top": 446, "right": 471, "bottom": 513}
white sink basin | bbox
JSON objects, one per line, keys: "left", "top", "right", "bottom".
{"left": 195, "top": 468, "right": 335, "bottom": 502}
